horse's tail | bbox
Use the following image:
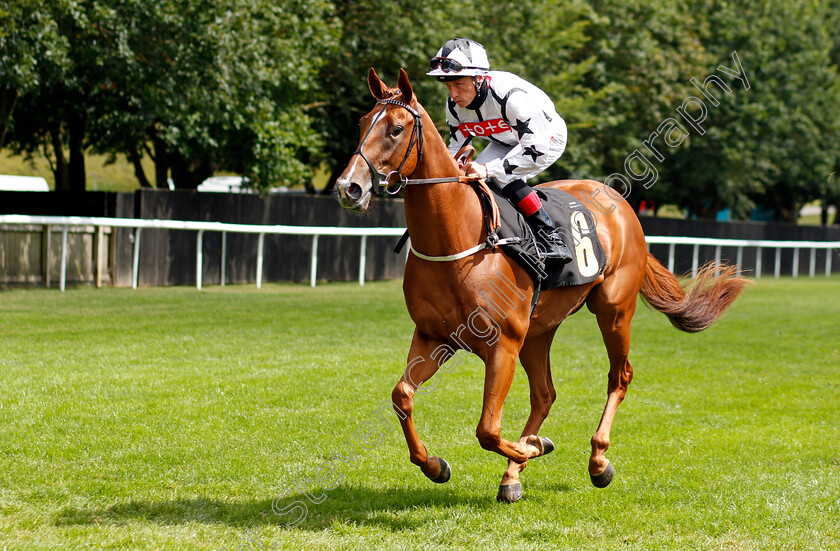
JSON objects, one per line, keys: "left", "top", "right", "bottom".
{"left": 639, "top": 253, "right": 749, "bottom": 333}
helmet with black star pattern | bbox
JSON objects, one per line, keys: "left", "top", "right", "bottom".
{"left": 427, "top": 38, "right": 490, "bottom": 80}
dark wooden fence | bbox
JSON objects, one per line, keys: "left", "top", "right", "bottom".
{"left": 1, "top": 190, "right": 839, "bottom": 287}
{"left": 1, "top": 190, "right": 408, "bottom": 287}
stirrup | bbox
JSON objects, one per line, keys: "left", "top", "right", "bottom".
{"left": 538, "top": 230, "right": 572, "bottom": 264}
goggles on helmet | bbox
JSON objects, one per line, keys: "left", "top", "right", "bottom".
{"left": 429, "top": 57, "right": 483, "bottom": 74}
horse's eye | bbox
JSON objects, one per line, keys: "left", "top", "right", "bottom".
{"left": 391, "top": 125, "right": 404, "bottom": 136}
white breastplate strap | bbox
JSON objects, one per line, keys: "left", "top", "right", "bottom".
{"left": 409, "top": 237, "right": 520, "bottom": 262}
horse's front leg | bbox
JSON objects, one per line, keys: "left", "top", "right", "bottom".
{"left": 391, "top": 329, "right": 451, "bottom": 483}
{"left": 475, "top": 338, "right": 547, "bottom": 464}
{"left": 498, "top": 329, "right": 558, "bottom": 502}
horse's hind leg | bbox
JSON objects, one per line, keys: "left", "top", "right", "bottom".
{"left": 587, "top": 289, "right": 637, "bottom": 488}
{"left": 498, "top": 328, "right": 558, "bottom": 502}
{"left": 392, "top": 329, "right": 452, "bottom": 483}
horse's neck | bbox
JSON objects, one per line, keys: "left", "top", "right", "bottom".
{"left": 402, "top": 111, "right": 485, "bottom": 257}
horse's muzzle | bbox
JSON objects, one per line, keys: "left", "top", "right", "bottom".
{"left": 335, "top": 179, "right": 370, "bottom": 212}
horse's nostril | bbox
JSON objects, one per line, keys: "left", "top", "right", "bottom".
{"left": 347, "top": 183, "right": 363, "bottom": 200}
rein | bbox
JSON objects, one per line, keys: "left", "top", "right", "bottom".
{"left": 354, "top": 96, "right": 515, "bottom": 261}
{"left": 353, "top": 98, "right": 480, "bottom": 194}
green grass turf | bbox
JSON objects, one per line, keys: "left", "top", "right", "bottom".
{"left": 0, "top": 277, "right": 838, "bottom": 550}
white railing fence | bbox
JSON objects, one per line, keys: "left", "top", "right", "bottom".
{"left": 1, "top": 215, "right": 838, "bottom": 291}
{"left": 645, "top": 236, "right": 839, "bottom": 279}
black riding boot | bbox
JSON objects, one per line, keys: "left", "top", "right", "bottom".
{"left": 528, "top": 207, "right": 572, "bottom": 264}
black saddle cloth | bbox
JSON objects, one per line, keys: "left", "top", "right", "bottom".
{"left": 489, "top": 185, "right": 607, "bottom": 290}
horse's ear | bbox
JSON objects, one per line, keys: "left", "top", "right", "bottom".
{"left": 368, "top": 67, "right": 388, "bottom": 100}
{"left": 397, "top": 68, "right": 414, "bottom": 103}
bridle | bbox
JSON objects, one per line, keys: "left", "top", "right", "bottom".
{"left": 350, "top": 95, "right": 515, "bottom": 263}
{"left": 353, "top": 98, "right": 424, "bottom": 196}
{"left": 353, "top": 98, "right": 484, "bottom": 195}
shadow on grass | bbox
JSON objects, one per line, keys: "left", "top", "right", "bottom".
{"left": 53, "top": 482, "right": 519, "bottom": 533}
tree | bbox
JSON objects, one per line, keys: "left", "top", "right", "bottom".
{"left": 823, "top": 0, "right": 840, "bottom": 225}
{"left": 0, "top": 0, "right": 75, "bottom": 189}
{"left": 672, "top": 0, "right": 840, "bottom": 221}
{"left": 1, "top": 0, "right": 339, "bottom": 191}
{"left": 88, "top": 0, "right": 340, "bottom": 190}
{"left": 568, "top": 0, "right": 712, "bottom": 212}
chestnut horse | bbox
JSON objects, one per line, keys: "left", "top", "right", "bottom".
{"left": 335, "top": 68, "right": 747, "bottom": 502}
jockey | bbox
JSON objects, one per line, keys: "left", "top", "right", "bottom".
{"left": 427, "top": 37, "right": 572, "bottom": 264}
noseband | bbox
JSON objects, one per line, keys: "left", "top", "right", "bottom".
{"left": 353, "top": 98, "right": 424, "bottom": 195}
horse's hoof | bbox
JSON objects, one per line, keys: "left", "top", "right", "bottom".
{"left": 525, "top": 435, "right": 555, "bottom": 457}
{"left": 430, "top": 456, "right": 451, "bottom": 484}
{"left": 496, "top": 482, "right": 523, "bottom": 503}
{"left": 590, "top": 461, "right": 614, "bottom": 488}
{"left": 541, "top": 437, "right": 555, "bottom": 456}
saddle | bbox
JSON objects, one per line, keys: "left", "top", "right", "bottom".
{"left": 484, "top": 182, "right": 607, "bottom": 291}
{"left": 451, "top": 145, "right": 606, "bottom": 290}
{"left": 394, "top": 179, "right": 607, "bottom": 296}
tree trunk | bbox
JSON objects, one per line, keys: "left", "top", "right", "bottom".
{"left": 780, "top": 199, "right": 798, "bottom": 224}
{"left": 49, "top": 124, "right": 70, "bottom": 192}
{"left": 129, "top": 146, "right": 153, "bottom": 188}
{"left": 67, "top": 109, "right": 86, "bottom": 193}
{"left": 320, "top": 166, "right": 338, "bottom": 195}
{"left": 303, "top": 177, "right": 316, "bottom": 194}
{"left": 319, "top": 179, "right": 336, "bottom": 195}
{"left": 153, "top": 137, "right": 170, "bottom": 189}
{"left": 169, "top": 151, "right": 214, "bottom": 190}
{"left": 0, "top": 89, "right": 19, "bottom": 147}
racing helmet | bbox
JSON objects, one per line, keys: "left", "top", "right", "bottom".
{"left": 426, "top": 38, "right": 490, "bottom": 79}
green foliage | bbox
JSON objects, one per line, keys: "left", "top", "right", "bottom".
{"left": 0, "top": 0, "right": 68, "bottom": 94}
{"left": 0, "top": 0, "right": 72, "bottom": 184}
{"left": 669, "top": 0, "right": 840, "bottom": 221}
{"left": 566, "top": 0, "right": 712, "bottom": 202}
{"left": 311, "top": 0, "right": 455, "bottom": 190}
{"left": 1, "top": 0, "right": 840, "bottom": 220}
{"left": 0, "top": 0, "right": 339, "bottom": 190}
